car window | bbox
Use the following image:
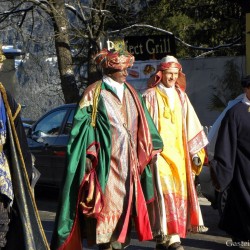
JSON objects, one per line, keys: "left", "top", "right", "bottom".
{"left": 62, "top": 108, "right": 75, "bottom": 135}
{"left": 33, "top": 109, "right": 68, "bottom": 136}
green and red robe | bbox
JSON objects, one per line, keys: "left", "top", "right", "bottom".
{"left": 51, "top": 81, "right": 163, "bottom": 250}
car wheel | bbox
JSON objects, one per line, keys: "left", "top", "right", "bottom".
{"left": 217, "top": 186, "right": 229, "bottom": 216}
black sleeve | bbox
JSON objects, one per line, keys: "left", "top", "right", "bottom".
{"left": 210, "top": 110, "right": 237, "bottom": 191}
{"left": 6, "top": 91, "right": 33, "bottom": 180}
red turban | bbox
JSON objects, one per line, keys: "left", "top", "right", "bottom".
{"left": 147, "top": 55, "right": 186, "bottom": 91}
{"left": 94, "top": 48, "right": 134, "bottom": 70}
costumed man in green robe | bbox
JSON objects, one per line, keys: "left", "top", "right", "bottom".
{"left": 0, "top": 45, "right": 49, "bottom": 249}
{"left": 50, "top": 47, "right": 163, "bottom": 250}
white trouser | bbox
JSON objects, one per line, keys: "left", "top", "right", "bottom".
{"left": 168, "top": 234, "right": 181, "bottom": 245}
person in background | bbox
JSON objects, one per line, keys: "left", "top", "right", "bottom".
{"left": 0, "top": 45, "right": 49, "bottom": 249}
{"left": 143, "top": 55, "right": 208, "bottom": 250}
{"left": 210, "top": 75, "right": 250, "bottom": 242}
{"left": 207, "top": 93, "right": 244, "bottom": 160}
{"left": 206, "top": 92, "right": 244, "bottom": 210}
{"left": 50, "top": 46, "right": 163, "bottom": 250}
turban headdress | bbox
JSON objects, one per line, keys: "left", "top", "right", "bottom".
{"left": 147, "top": 55, "right": 186, "bottom": 91}
{"left": 94, "top": 48, "right": 134, "bottom": 71}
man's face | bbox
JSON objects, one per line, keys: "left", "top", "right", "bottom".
{"left": 109, "top": 69, "right": 128, "bottom": 84}
{"left": 162, "top": 67, "right": 179, "bottom": 88}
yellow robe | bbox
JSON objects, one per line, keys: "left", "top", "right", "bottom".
{"left": 143, "top": 86, "right": 208, "bottom": 238}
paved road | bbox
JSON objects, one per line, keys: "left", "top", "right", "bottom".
{"left": 36, "top": 192, "right": 250, "bottom": 250}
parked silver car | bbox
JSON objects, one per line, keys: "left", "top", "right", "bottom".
{"left": 26, "top": 103, "right": 77, "bottom": 189}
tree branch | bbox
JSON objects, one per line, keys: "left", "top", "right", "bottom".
{"left": 109, "top": 23, "right": 243, "bottom": 52}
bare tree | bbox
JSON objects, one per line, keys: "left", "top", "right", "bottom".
{"left": 49, "top": 0, "right": 79, "bottom": 103}
{"left": 1, "top": 0, "right": 245, "bottom": 108}
{"left": 0, "top": 0, "right": 150, "bottom": 104}
{"left": 0, "top": 0, "right": 79, "bottom": 103}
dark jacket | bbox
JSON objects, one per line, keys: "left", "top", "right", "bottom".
{"left": 0, "top": 83, "right": 50, "bottom": 250}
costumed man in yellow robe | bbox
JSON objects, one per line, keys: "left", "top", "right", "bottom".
{"left": 143, "top": 55, "right": 208, "bottom": 250}
{"left": 50, "top": 46, "right": 163, "bottom": 250}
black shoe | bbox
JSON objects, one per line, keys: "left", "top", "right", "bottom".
{"left": 99, "top": 243, "right": 112, "bottom": 250}
{"left": 155, "top": 243, "right": 169, "bottom": 250}
{"left": 168, "top": 242, "right": 184, "bottom": 250}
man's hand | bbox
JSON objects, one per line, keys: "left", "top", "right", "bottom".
{"left": 192, "top": 156, "right": 202, "bottom": 166}
{"left": 149, "top": 155, "right": 157, "bottom": 165}
{"left": 85, "top": 157, "right": 93, "bottom": 173}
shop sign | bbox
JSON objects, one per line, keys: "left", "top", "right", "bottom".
{"left": 106, "top": 35, "right": 176, "bottom": 60}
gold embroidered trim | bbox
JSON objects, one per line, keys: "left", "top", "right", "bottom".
{"left": 0, "top": 82, "right": 50, "bottom": 249}
{"left": 13, "top": 103, "right": 21, "bottom": 120}
{"left": 91, "top": 81, "right": 102, "bottom": 127}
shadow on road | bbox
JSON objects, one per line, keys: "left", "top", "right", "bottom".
{"left": 200, "top": 204, "right": 228, "bottom": 237}
{"left": 35, "top": 186, "right": 59, "bottom": 212}
{"left": 182, "top": 237, "right": 241, "bottom": 250}
{"left": 35, "top": 189, "right": 248, "bottom": 250}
